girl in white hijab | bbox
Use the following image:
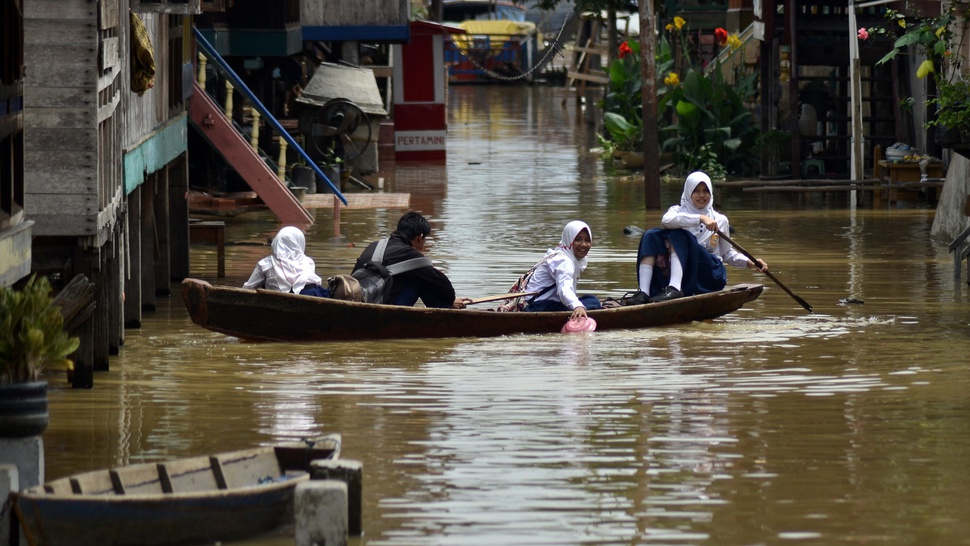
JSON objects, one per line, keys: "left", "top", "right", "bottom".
{"left": 630, "top": 171, "right": 766, "bottom": 304}
{"left": 524, "top": 220, "right": 602, "bottom": 320}
{"left": 244, "top": 226, "right": 327, "bottom": 296}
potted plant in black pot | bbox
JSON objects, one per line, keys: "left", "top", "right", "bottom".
{"left": 868, "top": 4, "right": 970, "bottom": 149}
{"left": 0, "top": 275, "right": 79, "bottom": 438}
{"left": 290, "top": 159, "right": 317, "bottom": 194}
{"left": 930, "top": 78, "right": 970, "bottom": 148}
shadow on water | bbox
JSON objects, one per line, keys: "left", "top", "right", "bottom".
{"left": 42, "top": 85, "right": 970, "bottom": 545}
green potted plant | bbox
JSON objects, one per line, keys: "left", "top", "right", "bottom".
{"left": 0, "top": 275, "right": 79, "bottom": 437}
{"left": 290, "top": 159, "right": 316, "bottom": 195}
{"left": 319, "top": 142, "right": 346, "bottom": 191}
{"left": 868, "top": 4, "right": 970, "bottom": 146}
{"left": 929, "top": 77, "right": 970, "bottom": 145}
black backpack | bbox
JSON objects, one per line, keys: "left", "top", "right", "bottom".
{"left": 351, "top": 260, "right": 394, "bottom": 304}
{"left": 349, "top": 238, "right": 433, "bottom": 304}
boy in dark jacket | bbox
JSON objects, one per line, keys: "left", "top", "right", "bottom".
{"left": 353, "top": 211, "right": 469, "bottom": 309}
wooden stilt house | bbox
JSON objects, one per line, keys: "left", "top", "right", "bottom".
{"left": 1, "top": 0, "right": 33, "bottom": 288}
{"left": 23, "top": 0, "right": 205, "bottom": 387}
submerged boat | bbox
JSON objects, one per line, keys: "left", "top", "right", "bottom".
{"left": 443, "top": 0, "right": 542, "bottom": 82}
{"left": 13, "top": 434, "right": 341, "bottom": 546}
{"left": 181, "top": 278, "right": 763, "bottom": 342}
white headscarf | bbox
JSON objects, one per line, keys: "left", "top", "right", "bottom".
{"left": 267, "top": 226, "right": 321, "bottom": 293}
{"left": 549, "top": 220, "right": 592, "bottom": 272}
{"left": 680, "top": 171, "right": 716, "bottom": 217}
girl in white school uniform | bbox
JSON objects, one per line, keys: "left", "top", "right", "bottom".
{"left": 524, "top": 220, "right": 602, "bottom": 320}
{"left": 631, "top": 171, "right": 767, "bottom": 304}
{"left": 244, "top": 226, "right": 329, "bottom": 297}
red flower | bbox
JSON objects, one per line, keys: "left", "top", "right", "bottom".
{"left": 715, "top": 28, "right": 728, "bottom": 46}
{"left": 618, "top": 41, "right": 633, "bottom": 59}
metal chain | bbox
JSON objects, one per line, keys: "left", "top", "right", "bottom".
{"left": 455, "top": 13, "right": 575, "bottom": 82}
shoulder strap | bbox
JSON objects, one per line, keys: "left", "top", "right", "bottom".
{"left": 374, "top": 237, "right": 433, "bottom": 275}
{"left": 386, "top": 256, "right": 433, "bottom": 275}
{"left": 524, "top": 254, "right": 557, "bottom": 303}
{"left": 372, "top": 237, "right": 390, "bottom": 264}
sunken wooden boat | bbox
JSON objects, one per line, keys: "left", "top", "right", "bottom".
{"left": 181, "top": 278, "right": 763, "bottom": 342}
{"left": 12, "top": 434, "right": 341, "bottom": 546}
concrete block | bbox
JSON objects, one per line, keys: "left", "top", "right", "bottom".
{"left": 0, "top": 437, "right": 43, "bottom": 490}
{"left": 295, "top": 480, "right": 347, "bottom": 546}
{"left": 310, "top": 459, "right": 362, "bottom": 536}
{"left": 347, "top": 120, "right": 383, "bottom": 175}
{"left": 1, "top": 465, "right": 19, "bottom": 546}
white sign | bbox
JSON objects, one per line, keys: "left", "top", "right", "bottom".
{"left": 395, "top": 131, "right": 447, "bottom": 151}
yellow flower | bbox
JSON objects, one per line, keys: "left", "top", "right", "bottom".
{"left": 727, "top": 35, "right": 743, "bottom": 51}
{"left": 664, "top": 72, "right": 680, "bottom": 86}
{"left": 916, "top": 59, "right": 935, "bottom": 79}
{"left": 898, "top": 18, "right": 907, "bottom": 28}
{"left": 665, "top": 23, "right": 674, "bottom": 31}
{"left": 673, "top": 16, "right": 686, "bottom": 30}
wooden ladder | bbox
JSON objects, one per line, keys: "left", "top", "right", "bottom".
{"left": 562, "top": 14, "right": 611, "bottom": 104}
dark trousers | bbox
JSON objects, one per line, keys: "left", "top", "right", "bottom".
{"left": 299, "top": 284, "right": 331, "bottom": 298}
{"left": 636, "top": 228, "right": 727, "bottom": 296}
{"left": 525, "top": 294, "right": 602, "bottom": 312}
{"left": 392, "top": 283, "right": 453, "bottom": 309}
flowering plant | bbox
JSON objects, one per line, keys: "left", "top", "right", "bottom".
{"left": 599, "top": 17, "right": 758, "bottom": 173}
{"left": 866, "top": 4, "right": 969, "bottom": 133}
{"left": 657, "top": 21, "right": 757, "bottom": 175}
{"left": 601, "top": 38, "right": 646, "bottom": 150}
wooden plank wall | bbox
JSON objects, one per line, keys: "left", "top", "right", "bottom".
{"left": 1, "top": 0, "right": 26, "bottom": 234}
{"left": 301, "top": 0, "right": 408, "bottom": 27}
{"left": 123, "top": 12, "right": 168, "bottom": 148}
{"left": 23, "top": 0, "right": 123, "bottom": 246}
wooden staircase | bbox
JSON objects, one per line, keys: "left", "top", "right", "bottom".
{"left": 188, "top": 81, "right": 314, "bottom": 228}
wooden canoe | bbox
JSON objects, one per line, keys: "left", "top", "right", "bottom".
{"left": 13, "top": 434, "right": 341, "bottom": 546}
{"left": 181, "top": 278, "right": 763, "bottom": 342}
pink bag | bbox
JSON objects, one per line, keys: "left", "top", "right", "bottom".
{"left": 561, "top": 316, "right": 597, "bottom": 334}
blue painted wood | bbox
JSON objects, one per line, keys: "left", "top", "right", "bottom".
{"left": 123, "top": 116, "right": 188, "bottom": 196}
{"left": 302, "top": 25, "right": 409, "bottom": 42}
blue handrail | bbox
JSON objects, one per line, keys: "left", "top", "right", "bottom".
{"left": 192, "top": 27, "right": 348, "bottom": 205}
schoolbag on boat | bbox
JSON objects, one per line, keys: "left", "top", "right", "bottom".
{"left": 496, "top": 257, "right": 555, "bottom": 313}
{"left": 328, "top": 274, "right": 363, "bottom": 302}
{"left": 331, "top": 237, "right": 433, "bottom": 304}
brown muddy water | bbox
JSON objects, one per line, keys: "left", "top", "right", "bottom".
{"left": 42, "top": 86, "right": 970, "bottom": 545}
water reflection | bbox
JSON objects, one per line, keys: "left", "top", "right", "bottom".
{"left": 40, "top": 85, "right": 970, "bottom": 545}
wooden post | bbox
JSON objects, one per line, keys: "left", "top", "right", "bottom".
{"left": 250, "top": 110, "right": 260, "bottom": 150}
{"left": 224, "top": 80, "right": 234, "bottom": 117}
{"left": 639, "top": 0, "right": 660, "bottom": 209}
{"left": 197, "top": 53, "right": 207, "bottom": 86}
{"left": 277, "top": 137, "right": 288, "bottom": 181}
{"left": 333, "top": 195, "right": 341, "bottom": 239}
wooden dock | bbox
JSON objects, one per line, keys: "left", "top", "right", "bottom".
{"left": 718, "top": 177, "right": 944, "bottom": 206}
{"left": 302, "top": 193, "right": 410, "bottom": 209}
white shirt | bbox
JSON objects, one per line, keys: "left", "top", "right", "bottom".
{"left": 661, "top": 207, "right": 749, "bottom": 269}
{"left": 526, "top": 251, "right": 584, "bottom": 310}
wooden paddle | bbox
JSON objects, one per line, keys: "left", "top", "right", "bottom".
{"left": 715, "top": 228, "right": 814, "bottom": 313}
{"left": 466, "top": 292, "right": 539, "bottom": 305}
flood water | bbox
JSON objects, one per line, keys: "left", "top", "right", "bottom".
{"left": 41, "top": 85, "right": 970, "bottom": 545}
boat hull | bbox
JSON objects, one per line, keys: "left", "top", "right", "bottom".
{"left": 181, "top": 278, "right": 763, "bottom": 342}
{"left": 15, "top": 482, "right": 303, "bottom": 546}
{"left": 13, "top": 435, "right": 341, "bottom": 546}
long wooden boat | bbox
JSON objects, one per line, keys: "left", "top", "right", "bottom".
{"left": 13, "top": 434, "right": 341, "bottom": 546}
{"left": 181, "top": 278, "right": 763, "bottom": 342}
